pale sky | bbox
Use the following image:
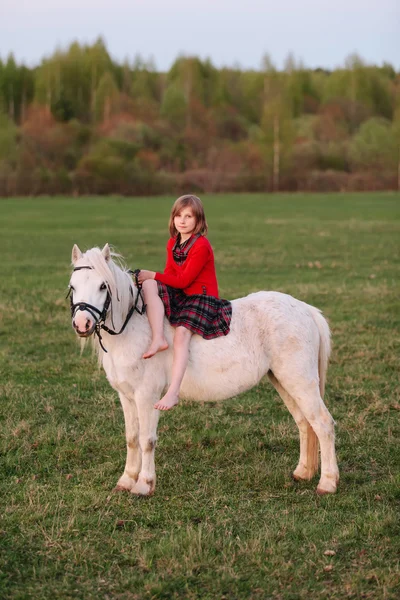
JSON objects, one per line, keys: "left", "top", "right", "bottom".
{"left": 1, "top": 0, "right": 399, "bottom": 71}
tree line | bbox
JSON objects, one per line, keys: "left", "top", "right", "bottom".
{"left": 0, "top": 38, "right": 399, "bottom": 196}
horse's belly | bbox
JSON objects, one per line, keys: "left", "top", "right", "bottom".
{"left": 180, "top": 355, "right": 265, "bottom": 402}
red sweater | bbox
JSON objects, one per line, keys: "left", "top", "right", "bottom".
{"left": 155, "top": 235, "right": 219, "bottom": 297}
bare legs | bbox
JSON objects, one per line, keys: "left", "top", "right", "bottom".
{"left": 154, "top": 326, "right": 192, "bottom": 410}
{"left": 141, "top": 280, "right": 192, "bottom": 411}
{"left": 142, "top": 280, "right": 168, "bottom": 359}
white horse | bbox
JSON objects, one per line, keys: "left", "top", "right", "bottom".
{"left": 69, "top": 244, "right": 339, "bottom": 496}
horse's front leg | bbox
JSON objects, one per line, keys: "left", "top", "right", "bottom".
{"left": 115, "top": 391, "right": 141, "bottom": 492}
{"left": 131, "top": 390, "right": 160, "bottom": 496}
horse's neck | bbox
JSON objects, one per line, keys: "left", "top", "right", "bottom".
{"left": 101, "top": 286, "right": 149, "bottom": 352}
{"left": 106, "top": 266, "right": 135, "bottom": 330}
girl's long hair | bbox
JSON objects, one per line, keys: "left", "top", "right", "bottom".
{"left": 169, "top": 195, "right": 208, "bottom": 238}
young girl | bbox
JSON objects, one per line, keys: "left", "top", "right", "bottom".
{"left": 137, "top": 194, "right": 232, "bottom": 411}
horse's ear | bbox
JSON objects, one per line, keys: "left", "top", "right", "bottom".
{"left": 102, "top": 243, "right": 111, "bottom": 262}
{"left": 72, "top": 244, "right": 83, "bottom": 265}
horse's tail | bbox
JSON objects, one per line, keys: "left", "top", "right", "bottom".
{"left": 309, "top": 306, "right": 331, "bottom": 398}
{"left": 303, "top": 306, "right": 331, "bottom": 477}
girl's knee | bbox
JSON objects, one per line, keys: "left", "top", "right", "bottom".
{"left": 142, "top": 279, "right": 157, "bottom": 289}
{"left": 174, "top": 326, "right": 192, "bottom": 343}
{"left": 142, "top": 279, "right": 158, "bottom": 295}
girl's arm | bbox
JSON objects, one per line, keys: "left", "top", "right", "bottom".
{"left": 155, "top": 244, "right": 210, "bottom": 289}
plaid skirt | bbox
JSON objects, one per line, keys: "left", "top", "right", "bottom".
{"left": 157, "top": 282, "right": 232, "bottom": 339}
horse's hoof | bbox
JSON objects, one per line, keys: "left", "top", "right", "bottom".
{"left": 316, "top": 473, "right": 339, "bottom": 495}
{"left": 293, "top": 472, "right": 310, "bottom": 482}
{"left": 115, "top": 473, "right": 137, "bottom": 492}
{"left": 316, "top": 486, "right": 336, "bottom": 495}
{"left": 131, "top": 478, "right": 155, "bottom": 496}
{"left": 316, "top": 481, "right": 337, "bottom": 495}
{"left": 292, "top": 468, "right": 314, "bottom": 482}
{"left": 113, "top": 484, "right": 131, "bottom": 492}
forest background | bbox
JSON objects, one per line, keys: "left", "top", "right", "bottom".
{"left": 0, "top": 38, "right": 399, "bottom": 196}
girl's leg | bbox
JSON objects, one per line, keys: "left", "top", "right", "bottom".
{"left": 154, "top": 326, "right": 192, "bottom": 410}
{"left": 142, "top": 280, "right": 168, "bottom": 359}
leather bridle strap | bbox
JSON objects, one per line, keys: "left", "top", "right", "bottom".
{"left": 67, "top": 266, "right": 146, "bottom": 352}
{"left": 68, "top": 266, "right": 110, "bottom": 322}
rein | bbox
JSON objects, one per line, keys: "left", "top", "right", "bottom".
{"left": 68, "top": 266, "right": 146, "bottom": 353}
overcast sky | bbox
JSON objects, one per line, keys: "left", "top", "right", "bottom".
{"left": 1, "top": 0, "right": 399, "bottom": 71}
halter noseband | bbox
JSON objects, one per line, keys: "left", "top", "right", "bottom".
{"left": 68, "top": 266, "right": 146, "bottom": 352}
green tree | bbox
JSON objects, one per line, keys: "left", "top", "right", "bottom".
{"left": 131, "top": 55, "right": 160, "bottom": 100}
{"left": 285, "top": 62, "right": 320, "bottom": 117}
{"left": 322, "top": 54, "right": 393, "bottom": 130}
{"left": 85, "top": 37, "right": 114, "bottom": 120}
{"left": 35, "top": 39, "right": 115, "bottom": 122}
{"left": 391, "top": 107, "right": 400, "bottom": 189}
{"left": 94, "top": 72, "right": 119, "bottom": 123}
{"left": 0, "top": 112, "right": 18, "bottom": 163}
{"left": 1, "top": 54, "right": 18, "bottom": 120}
{"left": 167, "top": 56, "right": 217, "bottom": 128}
{"left": 160, "top": 84, "right": 187, "bottom": 131}
{"left": 349, "top": 117, "right": 397, "bottom": 171}
{"left": 259, "top": 54, "right": 294, "bottom": 190}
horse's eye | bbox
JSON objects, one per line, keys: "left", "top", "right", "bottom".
{"left": 100, "top": 283, "right": 107, "bottom": 291}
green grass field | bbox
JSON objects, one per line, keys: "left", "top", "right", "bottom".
{"left": 1, "top": 192, "right": 399, "bottom": 599}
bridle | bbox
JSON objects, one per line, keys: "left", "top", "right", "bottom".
{"left": 67, "top": 266, "right": 146, "bottom": 352}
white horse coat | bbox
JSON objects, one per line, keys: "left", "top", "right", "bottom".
{"left": 69, "top": 244, "right": 339, "bottom": 496}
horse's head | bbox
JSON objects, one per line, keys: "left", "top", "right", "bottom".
{"left": 69, "top": 243, "right": 113, "bottom": 338}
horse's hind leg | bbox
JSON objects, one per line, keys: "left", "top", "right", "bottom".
{"left": 277, "top": 373, "right": 339, "bottom": 494}
{"left": 268, "top": 372, "right": 319, "bottom": 481}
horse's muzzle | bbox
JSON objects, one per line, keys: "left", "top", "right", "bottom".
{"left": 72, "top": 318, "right": 96, "bottom": 337}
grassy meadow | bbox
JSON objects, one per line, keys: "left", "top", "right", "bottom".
{"left": 0, "top": 192, "right": 399, "bottom": 599}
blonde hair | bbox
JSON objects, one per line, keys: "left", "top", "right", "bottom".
{"left": 169, "top": 194, "right": 208, "bottom": 238}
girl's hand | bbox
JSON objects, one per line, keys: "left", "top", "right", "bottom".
{"left": 137, "top": 270, "right": 156, "bottom": 284}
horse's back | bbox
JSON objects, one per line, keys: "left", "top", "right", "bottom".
{"left": 180, "top": 290, "right": 324, "bottom": 402}
{"left": 230, "top": 290, "right": 321, "bottom": 339}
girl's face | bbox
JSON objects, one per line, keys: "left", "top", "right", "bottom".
{"left": 174, "top": 208, "right": 196, "bottom": 237}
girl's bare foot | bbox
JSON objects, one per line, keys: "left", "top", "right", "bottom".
{"left": 143, "top": 339, "right": 168, "bottom": 359}
{"left": 154, "top": 392, "right": 179, "bottom": 411}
